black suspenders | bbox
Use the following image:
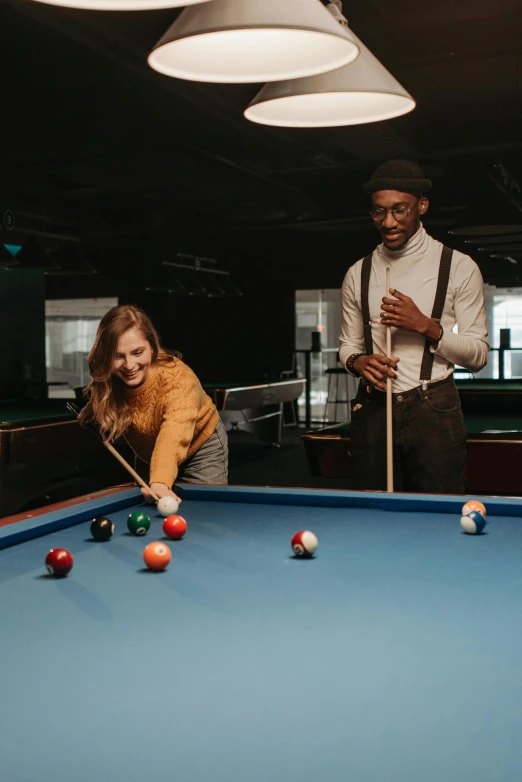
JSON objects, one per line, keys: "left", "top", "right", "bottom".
{"left": 361, "top": 253, "right": 374, "bottom": 358}
{"left": 360, "top": 246, "right": 453, "bottom": 382}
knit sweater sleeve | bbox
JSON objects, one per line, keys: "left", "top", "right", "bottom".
{"left": 149, "top": 376, "right": 200, "bottom": 488}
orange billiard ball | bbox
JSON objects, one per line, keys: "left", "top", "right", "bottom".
{"left": 163, "top": 515, "right": 187, "bottom": 540}
{"left": 143, "top": 542, "right": 172, "bottom": 572}
{"left": 462, "top": 500, "right": 486, "bottom": 517}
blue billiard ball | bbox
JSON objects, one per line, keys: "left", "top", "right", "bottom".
{"left": 460, "top": 510, "right": 486, "bottom": 535}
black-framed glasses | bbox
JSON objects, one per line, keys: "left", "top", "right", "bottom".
{"left": 370, "top": 199, "right": 420, "bottom": 223}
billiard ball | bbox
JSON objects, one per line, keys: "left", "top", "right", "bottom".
{"left": 45, "top": 548, "right": 73, "bottom": 577}
{"left": 90, "top": 516, "right": 115, "bottom": 542}
{"left": 163, "top": 515, "right": 187, "bottom": 540}
{"left": 460, "top": 510, "right": 487, "bottom": 535}
{"left": 143, "top": 541, "right": 172, "bottom": 571}
{"left": 157, "top": 496, "right": 179, "bottom": 517}
{"left": 291, "top": 530, "right": 318, "bottom": 558}
{"left": 462, "top": 500, "right": 486, "bottom": 517}
{"left": 127, "top": 511, "right": 151, "bottom": 536}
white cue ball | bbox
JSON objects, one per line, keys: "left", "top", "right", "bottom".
{"left": 157, "top": 496, "right": 179, "bottom": 517}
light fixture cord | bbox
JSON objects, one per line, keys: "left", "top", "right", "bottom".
{"left": 323, "top": 1, "right": 349, "bottom": 27}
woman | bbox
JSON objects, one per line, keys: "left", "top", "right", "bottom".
{"left": 80, "top": 305, "right": 228, "bottom": 504}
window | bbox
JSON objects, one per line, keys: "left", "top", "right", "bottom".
{"left": 45, "top": 298, "right": 117, "bottom": 398}
{"left": 295, "top": 290, "right": 355, "bottom": 424}
{"left": 490, "top": 291, "right": 522, "bottom": 378}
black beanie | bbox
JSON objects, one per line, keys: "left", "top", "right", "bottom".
{"left": 363, "top": 159, "right": 432, "bottom": 197}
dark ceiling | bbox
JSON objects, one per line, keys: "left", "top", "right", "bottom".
{"left": 2, "top": 0, "right": 522, "bottom": 287}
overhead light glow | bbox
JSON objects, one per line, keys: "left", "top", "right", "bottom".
{"left": 245, "top": 32, "right": 415, "bottom": 127}
{"left": 29, "top": 0, "right": 211, "bottom": 10}
{"left": 148, "top": 0, "right": 359, "bottom": 84}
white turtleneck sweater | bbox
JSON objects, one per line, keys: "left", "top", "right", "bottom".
{"left": 339, "top": 225, "right": 490, "bottom": 393}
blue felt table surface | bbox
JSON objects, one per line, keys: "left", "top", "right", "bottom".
{"left": 1, "top": 496, "right": 522, "bottom": 782}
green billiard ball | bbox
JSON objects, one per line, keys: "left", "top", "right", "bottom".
{"left": 127, "top": 511, "right": 151, "bottom": 536}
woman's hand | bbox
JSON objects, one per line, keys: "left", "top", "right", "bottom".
{"left": 141, "top": 482, "right": 182, "bottom": 506}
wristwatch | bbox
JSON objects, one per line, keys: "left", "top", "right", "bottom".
{"left": 432, "top": 324, "right": 444, "bottom": 346}
{"left": 346, "top": 352, "right": 365, "bottom": 377}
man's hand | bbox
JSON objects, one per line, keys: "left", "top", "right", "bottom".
{"left": 353, "top": 354, "right": 400, "bottom": 391}
{"left": 141, "top": 482, "right": 182, "bottom": 506}
{"left": 380, "top": 288, "right": 433, "bottom": 335}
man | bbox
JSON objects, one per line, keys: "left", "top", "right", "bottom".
{"left": 339, "top": 159, "right": 489, "bottom": 493}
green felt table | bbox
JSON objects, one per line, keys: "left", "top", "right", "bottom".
{"left": 456, "top": 380, "right": 522, "bottom": 394}
{"left": 0, "top": 398, "right": 75, "bottom": 425}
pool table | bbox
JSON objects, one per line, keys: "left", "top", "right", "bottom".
{"left": 2, "top": 482, "right": 522, "bottom": 782}
{"left": 302, "top": 414, "right": 522, "bottom": 495}
{"left": 203, "top": 378, "right": 306, "bottom": 446}
{"left": 304, "top": 379, "right": 522, "bottom": 495}
{"left": 0, "top": 398, "right": 130, "bottom": 517}
{"left": 456, "top": 379, "right": 522, "bottom": 397}
{"left": 455, "top": 380, "right": 522, "bottom": 414}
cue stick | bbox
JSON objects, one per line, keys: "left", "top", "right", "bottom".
{"left": 386, "top": 267, "right": 394, "bottom": 493}
{"left": 66, "top": 402, "right": 160, "bottom": 503}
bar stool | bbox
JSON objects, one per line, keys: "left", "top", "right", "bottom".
{"left": 280, "top": 357, "right": 298, "bottom": 427}
{"left": 323, "top": 357, "right": 357, "bottom": 423}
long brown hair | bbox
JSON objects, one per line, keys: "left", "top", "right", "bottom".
{"left": 80, "top": 305, "right": 179, "bottom": 442}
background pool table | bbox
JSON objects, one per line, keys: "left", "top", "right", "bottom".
{"left": 455, "top": 379, "right": 522, "bottom": 398}
{"left": 305, "top": 380, "right": 522, "bottom": 495}
{"left": 2, "top": 483, "right": 522, "bottom": 782}
{"left": 0, "top": 399, "right": 130, "bottom": 517}
{"left": 203, "top": 378, "right": 305, "bottom": 446}
{"left": 303, "top": 416, "right": 522, "bottom": 495}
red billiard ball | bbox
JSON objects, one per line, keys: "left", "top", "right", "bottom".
{"left": 163, "top": 515, "right": 187, "bottom": 540}
{"left": 45, "top": 548, "right": 73, "bottom": 577}
{"left": 291, "top": 530, "right": 318, "bottom": 558}
{"left": 143, "top": 542, "right": 172, "bottom": 572}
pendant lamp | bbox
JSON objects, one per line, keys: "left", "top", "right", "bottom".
{"left": 29, "top": 0, "right": 211, "bottom": 10}
{"left": 244, "top": 32, "right": 415, "bottom": 127}
{"left": 148, "top": 0, "right": 359, "bottom": 84}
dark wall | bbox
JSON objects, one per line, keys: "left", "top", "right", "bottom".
{"left": 126, "top": 283, "right": 295, "bottom": 383}
{"left": 44, "top": 228, "right": 374, "bottom": 383}
{"left": 0, "top": 268, "right": 46, "bottom": 398}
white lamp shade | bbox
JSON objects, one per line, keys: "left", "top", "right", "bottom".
{"left": 148, "top": 0, "right": 359, "bottom": 84}
{"left": 29, "top": 0, "right": 211, "bottom": 9}
{"left": 244, "top": 32, "right": 415, "bottom": 127}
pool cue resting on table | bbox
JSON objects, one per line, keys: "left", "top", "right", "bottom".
{"left": 386, "top": 268, "right": 394, "bottom": 493}
{"left": 66, "top": 402, "right": 160, "bottom": 502}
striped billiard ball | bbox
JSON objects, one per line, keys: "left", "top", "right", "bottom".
{"left": 460, "top": 511, "right": 487, "bottom": 535}
{"left": 462, "top": 500, "right": 486, "bottom": 517}
{"left": 291, "top": 530, "right": 319, "bottom": 558}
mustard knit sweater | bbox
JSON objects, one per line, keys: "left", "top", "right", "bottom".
{"left": 124, "top": 359, "right": 218, "bottom": 487}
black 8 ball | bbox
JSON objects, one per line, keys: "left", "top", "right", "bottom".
{"left": 90, "top": 516, "right": 115, "bottom": 542}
